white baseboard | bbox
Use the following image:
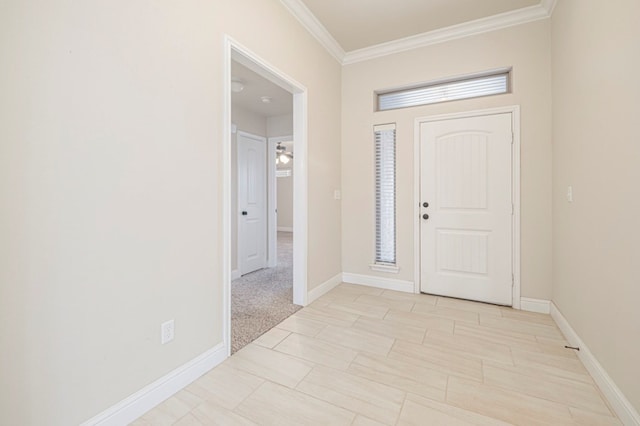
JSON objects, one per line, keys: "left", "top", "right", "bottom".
{"left": 342, "top": 273, "right": 414, "bottom": 293}
{"left": 550, "top": 303, "right": 640, "bottom": 425}
{"left": 231, "top": 269, "right": 241, "bottom": 281}
{"left": 81, "top": 343, "right": 227, "bottom": 426}
{"left": 277, "top": 227, "right": 293, "bottom": 232}
{"left": 307, "top": 273, "right": 342, "bottom": 304}
{"left": 520, "top": 297, "right": 551, "bottom": 314}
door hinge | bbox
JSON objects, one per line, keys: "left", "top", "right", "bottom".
{"left": 512, "top": 273, "right": 514, "bottom": 287}
{"left": 511, "top": 131, "right": 514, "bottom": 144}
{"left": 511, "top": 203, "right": 514, "bottom": 215}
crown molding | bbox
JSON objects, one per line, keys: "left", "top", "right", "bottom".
{"left": 343, "top": 2, "right": 555, "bottom": 65}
{"left": 280, "top": 0, "right": 557, "bottom": 66}
{"left": 540, "top": 0, "right": 558, "bottom": 15}
{"left": 279, "top": 0, "right": 345, "bottom": 63}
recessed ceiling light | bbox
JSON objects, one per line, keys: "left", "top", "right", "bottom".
{"left": 260, "top": 96, "right": 272, "bottom": 104}
{"left": 231, "top": 79, "right": 244, "bottom": 93}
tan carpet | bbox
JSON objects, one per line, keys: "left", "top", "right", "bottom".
{"left": 231, "top": 232, "right": 301, "bottom": 353}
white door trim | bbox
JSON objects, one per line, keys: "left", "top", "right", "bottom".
{"left": 413, "top": 106, "right": 521, "bottom": 308}
{"left": 224, "top": 35, "right": 309, "bottom": 357}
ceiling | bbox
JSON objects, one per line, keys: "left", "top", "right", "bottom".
{"left": 231, "top": 61, "right": 293, "bottom": 118}
{"left": 299, "top": 0, "right": 540, "bottom": 52}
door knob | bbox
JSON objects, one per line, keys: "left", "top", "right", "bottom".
{"left": 423, "top": 202, "right": 429, "bottom": 208}
{"left": 241, "top": 211, "right": 248, "bottom": 216}
{"left": 422, "top": 214, "right": 429, "bottom": 220}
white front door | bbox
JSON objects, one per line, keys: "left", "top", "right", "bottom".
{"left": 238, "top": 132, "right": 267, "bottom": 275}
{"left": 420, "top": 113, "right": 513, "bottom": 305}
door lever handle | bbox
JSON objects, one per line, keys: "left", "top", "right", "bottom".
{"left": 242, "top": 211, "right": 248, "bottom": 216}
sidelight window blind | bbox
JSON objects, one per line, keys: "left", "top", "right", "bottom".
{"left": 374, "top": 124, "right": 396, "bottom": 265}
{"left": 377, "top": 69, "right": 510, "bottom": 111}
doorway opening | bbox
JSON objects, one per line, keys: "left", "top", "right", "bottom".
{"left": 223, "top": 36, "right": 308, "bottom": 355}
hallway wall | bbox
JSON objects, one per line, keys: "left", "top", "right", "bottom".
{"left": 551, "top": 0, "right": 640, "bottom": 413}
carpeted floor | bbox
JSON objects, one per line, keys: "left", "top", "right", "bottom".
{"left": 231, "top": 231, "right": 300, "bottom": 353}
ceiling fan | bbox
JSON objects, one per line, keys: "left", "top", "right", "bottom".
{"left": 276, "top": 142, "right": 293, "bottom": 165}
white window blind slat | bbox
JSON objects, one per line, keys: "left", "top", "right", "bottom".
{"left": 375, "top": 125, "right": 396, "bottom": 265}
{"left": 378, "top": 72, "right": 509, "bottom": 111}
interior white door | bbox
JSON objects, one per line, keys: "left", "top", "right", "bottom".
{"left": 420, "top": 113, "right": 513, "bottom": 305}
{"left": 238, "top": 132, "right": 267, "bottom": 275}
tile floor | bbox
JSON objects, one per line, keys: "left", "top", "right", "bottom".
{"left": 132, "top": 284, "right": 620, "bottom": 425}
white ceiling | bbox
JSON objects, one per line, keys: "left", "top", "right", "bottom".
{"left": 231, "top": 61, "right": 293, "bottom": 118}
{"left": 299, "top": 0, "right": 540, "bottom": 52}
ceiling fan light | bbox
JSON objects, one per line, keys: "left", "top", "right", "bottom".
{"left": 279, "top": 154, "right": 290, "bottom": 164}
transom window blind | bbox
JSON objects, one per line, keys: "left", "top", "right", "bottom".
{"left": 374, "top": 124, "right": 396, "bottom": 265}
{"left": 377, "top": 69, "right": 510, "bottom": 111}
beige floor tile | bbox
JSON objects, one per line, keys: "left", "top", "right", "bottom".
{"left": 380, "top": 290, "right": 437, "bottom": 306}
{"left": 412, "top": 303, "right": 480, "bottom": 324}
{"left": 500, "top": 306, "right": 557, "bottom": 326}
{"left": 446, "top": 376, "right": 574, "bottom": 426}
{"left": 354, "top": 294, "right": 415, "bottom": 311}
{"left": 347, "top": 352, "right": 447, "bottom": 401}
{"left": 314, "top": 290, "right": 360, "bottom": 304}
{"left": 424, "top": 329, "right": 513, "bottom": 365}
{"left": 351, "top": 415, "right": 388, "bottom": 426}
{"left": 480, "top": 314, "right": 564, "bottom": 339}
{"left": 294, "top": 305, "right": 360, "bottom": 327}
{"left": 236, "top": 381, "right": 355, "bottom": 426}
{"left": 225, "top": 343, "right": 314, "bottom": 388}
{"left": 384, "top": 309, "right": 455, "bottom": 333}
{"left": 137, "top": 392, "right": 196, "bottom": 425}
{"left": 334, "top": 283, "right": 385, "bottom": 296}
{"left": 326, "top": 300, "right": 390, "bottom": 318}
{"left": 296, "top": 365, "right": 404, "bottom": 425}
{"left": 389, "top": 340, "right": 483, "bottom": 381}
{"left": 435, "top": 296, "right": 503, "bottom": 316}
{"left": 275, "top": 315, "right": 327, "bottom": 337}
{"left": 129, "top": 418, "right": 153, "bottom": 426}
{"left": 511, "top": 348, "right": 593, "bottom": 383}
{"left": 535, "top": 335, "right": 579, "bottom": 358}
{"left": 252, "top": 327, "right": 291, "bottom": 349}
{"left": 191, "top": 401, "right": 257, "bottom": 425}
{"left": 186, "top": 363, "right": 263, "bottom": 410}
{"left": 454, "top": 322, "right": 555, "bottom": 360}
{"left": 455, "top": 322, "right": 539, "bottom": 346}
{"left": 316, "top": 324, "right": 395, "bottom": 356}
{"left": 172, "top": 412, "right": 205, "bottom": 426}
{"left": 351, "top": 316, "right": 426, "bottom": 343}
{"left": 399, "top": 393, "right": 512, "bottom": 426}
{"left": 483, "top": 363, "right": 612, "bottom": 416}
{"left": 569, "top": 407, "right": 622, "bottom": 425}
{"left": 274, "top": 332, "right": 358, "bottom": 370}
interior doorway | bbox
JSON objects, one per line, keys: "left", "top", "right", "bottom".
{"left": 223, "top": 36, "right": 308, "bottom": 355}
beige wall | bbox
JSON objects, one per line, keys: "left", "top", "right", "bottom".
{"left": 231, "top": 105, "right": 268, "bottom": 272}
{"left": 551, "top": 0, "right": 640, "bottom": 412}
{"left": 277, "top": 170, "right": 295, "bottom": 230}
{"left": 342, "top": 20, "right": 553, "bottom": 299}
{"left": 0, "top": 0, "right": 341, "bottom": 424}
{"left": 267, "top": 113, "right": 293, "bottom": 137}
